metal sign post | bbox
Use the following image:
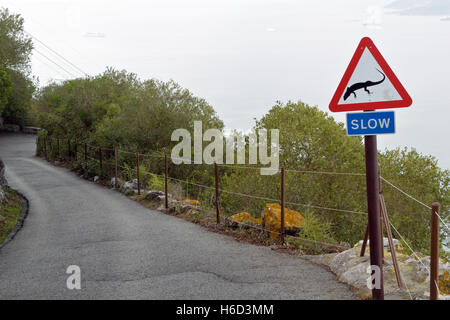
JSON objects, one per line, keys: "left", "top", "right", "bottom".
{"left": 364, "top": 135, "right": 384, "bottom": 299}
{"left": 329, "top": 37, "right": 412, "bottom": 300}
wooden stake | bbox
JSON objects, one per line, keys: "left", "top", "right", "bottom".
{"left": 136, "top": 152, "right": 141, "bottom": 195}
{"left": 379, "top": 193, "right": 403, "bottom": 288}
{"left": 430, "top": 202, "right": 440, "bottom": 300}
{"left": 280, "top": 167, "right": 285, "bottom": 244}
{"left": 99, "top": 148, "right": 103, "bottom": 176}
{"left": 114, "top": 148, "right": 118, "bottom": 189}
{"left": 214, "top": 163, "right": 220, "bottom": 224}
{"left": 164, "top": 154, "right": 168, "bottom": 209}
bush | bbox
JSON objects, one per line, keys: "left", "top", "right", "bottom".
{"left": 287, "top": 210, "right": 338, "bottom": 253}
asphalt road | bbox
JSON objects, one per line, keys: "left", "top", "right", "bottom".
{"left": 0, "top": 133, "right": 354, "bottom": 299}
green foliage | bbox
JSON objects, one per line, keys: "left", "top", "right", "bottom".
{"left": 2, "top": 69, "right": 35, "bottom": 126}
{"left": 0, "top": 66, "right": 12, "bottom": 114}
{"left": 33, "top": 73, "right": 448, "bottom": 254}
{"left": 379, "top": 147, "right": 450, "bottom": 253}
{"left": 0, "top": 187, "right": 23, "bottom": 244}
{"left": 147, "top": 173, "right": 164, "bottom": 191}
{"left": 298, "top": 210, "right": 336, "bottom": 243}
{"left": 222, "top": 101, "right": 367, "bottom": 245}
{"left": 0, "top": 8, "right": 34, "bottom": 126}
{"left": 288, "top": 210, "right": 337, "bottom": 253}
{"left": 221, "top": 101, "right": 448, "bottom": 253}
{"left": 0, "top": 8, "right": 33, "bottom": 73}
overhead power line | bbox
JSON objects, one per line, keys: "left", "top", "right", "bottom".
{"left": 33, "top": 48, "right": 78, "bottom": 78}
{"left": 26, "top": 31, "right": 89, "bottom": 77}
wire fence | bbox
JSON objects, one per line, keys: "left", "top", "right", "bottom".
{"left": 36, "top": 135, "right": 448, "bottom": 299}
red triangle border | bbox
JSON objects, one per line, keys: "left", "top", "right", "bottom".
{"left": 329, "top": 37, "right": 412, "bottom": 112}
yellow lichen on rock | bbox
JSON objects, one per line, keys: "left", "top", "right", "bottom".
{"left": 262, "top": 203, "right": 305, "bottom": 239}
{"left": 183, "top": 199, "right": 200, "bottom": 207}
{"left": 229, "top": 211, "right": 261, "bottom": 225}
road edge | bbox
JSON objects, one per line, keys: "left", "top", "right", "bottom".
{"left": 0, "top": 189, "right": 29, "bottom": 250}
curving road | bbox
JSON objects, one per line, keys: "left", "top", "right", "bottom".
{"left": 0, "top": 133, "right": 354, "bottom": 299}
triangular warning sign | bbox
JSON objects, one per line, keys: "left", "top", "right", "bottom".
{"left": 329, "top": 37, "right": 412, "bottom": 112}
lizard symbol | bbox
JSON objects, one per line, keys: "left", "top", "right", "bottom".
{"left": 343, "top": 68, "right": 386, "bottom": 101}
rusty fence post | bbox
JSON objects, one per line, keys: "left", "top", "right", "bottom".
{"left": 114, "top": 148, "right": 118, "bottom": 189}
{"left": 280, "top": 167, "right": 285, "bottom": 244}
{"left": 67, "top": 139, "right": 71, "bottom": 159}
{"left": 214, "top": 163, "right": 220, "bottom": 224}
{"left": 99, "top": 147, "right": 103, "bottom": 177}
{"left": 44, "top": 137, "right": 48, "bottom": 160}
{"left": 430, "top": 202, "right": 440, "bottom": 300}
{"left": 164, "top": 154, "right": 168, "bottom": 209}
{"left": 36, "top": 136, "right": 39, "bottom": 156}
{"left": 136, "top": 152, "right": 141, "bottom": 195}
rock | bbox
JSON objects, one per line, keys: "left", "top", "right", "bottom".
{"left": 122, "top": 180, "right": 136, "bottom": 193}
{"left": 183, "top": 199, "right": 200, "bottom": 207}
{"left": 122, "top": 179, "right": 143, "bottom": 193}
{"left": 22, "top": 126, "right": 41, "bottom": 134}
{"left": 355, "top": 238, "right": 400, "bottom": 250}
{"left": 180, "top": 204, "right": 200, "bottom": 215}
{"left": 2, "top": 124, "right": 20, "bottom": 132}
{"left": 229, "top": 212, "right": 261, "bottom": 225}
{"left": 315, "top": 238, "right": 450, "bottom": 300}
{"left": 157, "top": 199, "right": 179, "bottom": 213}
{"left": 93, "top": 176, "right": 99, "bottom": 183}
{"left": 339, "top": 242, "right": 351, "bottom": 250}
{"left": 145, "top": 190, "right": 165, "bottom": 201}
{"left": 110, "top": 177, "right": 121, "bottom": 188}
{"left": 262, "top": 203, "right": 304, "bottom": 239}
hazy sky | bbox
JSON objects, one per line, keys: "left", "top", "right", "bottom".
{"left": 2, "top": 0, "right": 450, "bottom": 169}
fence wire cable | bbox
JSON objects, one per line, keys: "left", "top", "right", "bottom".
{"left": 380, "top": 176, "right": 432, "bottom": 210}
{"left": 436, "top": 213, "right": 450, "bottom": 233}
{"left": 435, "top": 279, "right": 442, "bottom": 298}
{"left": 389, "top": 220, "right": 430, "bottom": 274}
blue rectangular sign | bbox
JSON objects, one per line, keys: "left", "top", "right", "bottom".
{"left": 346, "top": 111, "right": 395, "bottom": 136}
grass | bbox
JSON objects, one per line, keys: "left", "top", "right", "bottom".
{"left": 0, "top": 187, "right": 23, "bottom": 244}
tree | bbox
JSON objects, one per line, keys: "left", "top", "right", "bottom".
{"left": 0, "top": 66, "right": 12, "bottom": 115}
{"left": 2, "top": 69, "right": 35, "bottom": 126}
{"left": 0, "top": 8, "right": 33, "bottom": 73}
{"left": 379, "top": 147, "right": 449, "bottom": 252}
{"left": 0, "top": 8, "right": 34, "bottom": 126}
{"left": 221, "top": 101, "right": 368, "bottom": 244}
{"left": 221, "top": 101, "right": 449, "bottom": 251}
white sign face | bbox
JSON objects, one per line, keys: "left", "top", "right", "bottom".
{"left": 337, "top": 48, "right": 402, "bottom": 105}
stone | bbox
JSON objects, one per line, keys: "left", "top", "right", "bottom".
{"left": 145, "top": 190, "right": 165, "bottom": 201}
{"left": 180, "top": 204, "right": 200, "bottom": 215}
{"left": 2, "top": 124, "right": 20, "bottom": 132}
{"left": 228, "top": 212, "right": 261, "bottom": 225}
{"left": 93, "top": 176, "right": 99, "bottom": 183}
{"left": 110, "top": 177, "right": 121, "bottom": 188}
{"left": 339, "top": 242, "right": 351, "bottom": 250}
{"left": 183, "top": 199, "right": 200, "bottom": 207}
{"left": 122, "top": 179, "right": 143, "bottom": 193}
{"left": 314, "top": 237, "right": 450, "bottom": 300}
{"left": 262, "top": 203, "right": 305, "bottom": 239}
